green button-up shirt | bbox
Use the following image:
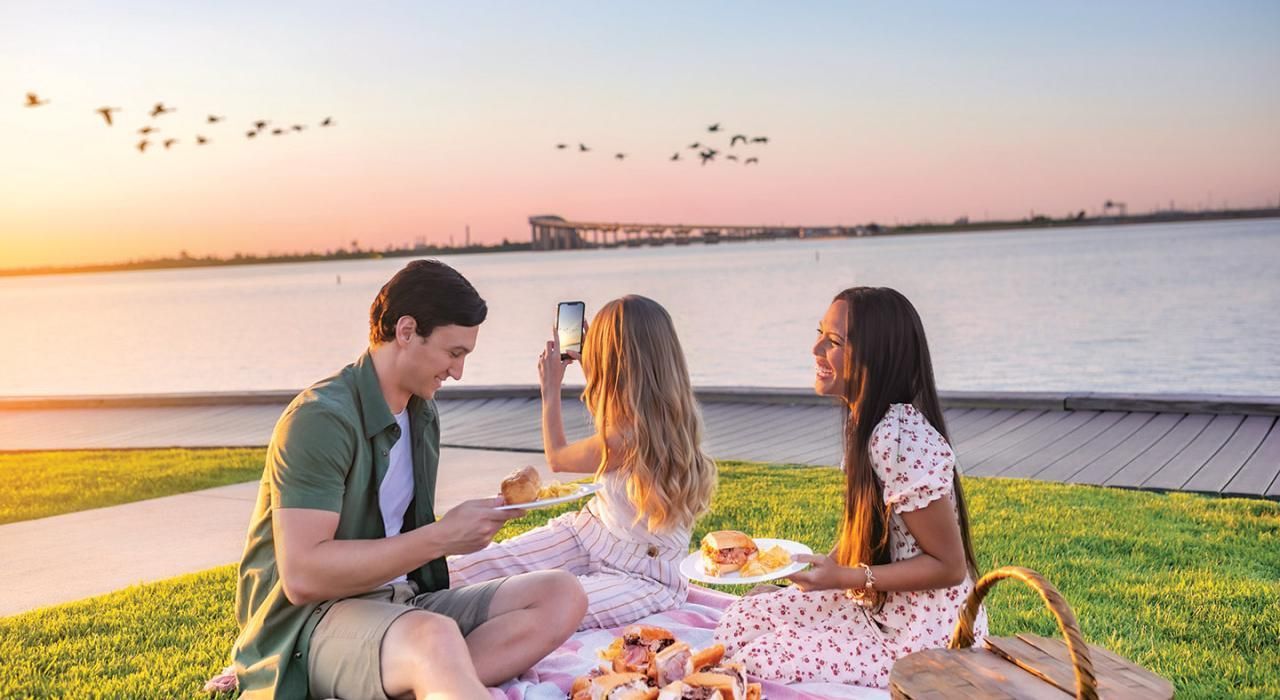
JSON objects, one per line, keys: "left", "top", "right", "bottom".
{"left": 232, "top": 350, "right": 448, "bottom": 699}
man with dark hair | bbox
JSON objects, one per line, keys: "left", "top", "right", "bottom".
{"left": 232, "top": 260, "right": 586, "bottom": 699}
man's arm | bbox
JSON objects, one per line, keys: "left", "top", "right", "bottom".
{"left": 274, "top": 499, "right": 518, "bottom": 605}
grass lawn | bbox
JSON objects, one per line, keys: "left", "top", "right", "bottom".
{"left": 0, "top": 448, "right": 264, "bottom": 525}
{"left": 1, "top": 458, "right": 1277, "bottom": 698}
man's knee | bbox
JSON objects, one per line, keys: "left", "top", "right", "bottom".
{"left": 546, "top": 570, "right": 588, "bottom": 617}
{"left": 385, "top": 610, "right": 466, "bottom": 658}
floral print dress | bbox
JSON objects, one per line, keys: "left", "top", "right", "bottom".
{"left": 712, "top": 404, "right": 987, "bottom": 688}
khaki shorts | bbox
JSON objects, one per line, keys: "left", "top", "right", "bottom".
{"left": 307, "top": 578, "right": 507, "bottom": 700}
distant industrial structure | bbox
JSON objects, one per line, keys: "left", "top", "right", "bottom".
{"left": 528, "top": 215, "right": 875, "bottom": 250}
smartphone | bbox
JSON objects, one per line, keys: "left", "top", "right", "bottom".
{"left": 556, "top": 301, "right": 586, "bottom": 360}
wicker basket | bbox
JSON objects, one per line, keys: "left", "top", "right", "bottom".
{"left": 889, "top": 566, "right": 1173, "bottom": 699}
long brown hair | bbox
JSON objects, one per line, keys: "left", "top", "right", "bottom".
{"left": 831, "top": 287, "right": 978, "bottom": 606}
{"left": 581, "top": 295, "right": 717, "bottom": 533}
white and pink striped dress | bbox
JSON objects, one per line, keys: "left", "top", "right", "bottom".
{"left": 449, "top": 468, "right": 691, "bottom": 630}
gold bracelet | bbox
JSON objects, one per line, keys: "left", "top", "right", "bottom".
{"left": 860, "top": 562, "right": 876, "bottom": 592}
{"left": 845, "top": 562, "right": 876, "bottom": 605}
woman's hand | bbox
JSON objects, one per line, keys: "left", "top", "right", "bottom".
{"left": 744, "top": 584, "right": 783, "bottom": 597}
{"left": 539, "top": 326, "right": 577, "bottom": 396}
{"left": 788, "top": 553, "right": 858, "bottom": 592}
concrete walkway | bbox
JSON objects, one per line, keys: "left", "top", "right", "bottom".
{"left": 0, "top": 447, "right": 543, "bottom": 617}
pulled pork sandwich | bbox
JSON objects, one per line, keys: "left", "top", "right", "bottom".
{"left": 605, "top": 625, "right": 677, "bottom": 674}
{"left": 652, "top": 643, "right": 726, "bottom": 686}
{"left": 656, "top": 665, "right": 762, "bottom": 700}
{"left": 699, "top": 531, "right": 759, "bottom": 576}
{"left": 572, "top": 672, "right": 658, "bottom": 700}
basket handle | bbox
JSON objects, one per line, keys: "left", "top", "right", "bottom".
{"left": 950, "top": 566, "right": 1098, "bottom": 700}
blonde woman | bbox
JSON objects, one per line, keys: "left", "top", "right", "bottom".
{"left": 449, "top": 295, "right": 717, "bottom": 630}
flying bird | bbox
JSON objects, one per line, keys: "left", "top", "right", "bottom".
{"left": 196, "top": 135, "right": 208, "bottom": 145}
{"left": 137, "top": 139, "right": 149, "bottom": 153}
{"left": 578, "top": 143, "right": 590, "bottom": 152}
{"left": 745, "top": 157, "right": 759, "bottom": 165}
{"left": 670, "top": 152, "right": 680, "bottom": 161}
{"left": 320, "top": 116, "right": 333, "bottom": 127}
{"left": 271, "top": 128, "right": 284, "bottom": 135}
{"left": 751, "top": 136, "right": 768, "bottom": 144}
{"left": 253, "top": 120, "right": 268, "bottom": 131}
{"left": 614, "top": 153, "right": 626, "bottom": 160}
{"left": 163, "top": 138, "right": 177, "bottom": 149}
{"left": 699, "top": 148, "right": 718, "bottom": 165}
{"left": 730, "top": 134, "right": 748, "bottom": 147}
{"left": 207, "top": 115, "right": 224, "bottom": 123}
{"left": 707, "top": 123, "right": 721, "bottom": 132}
{"left": 138, "top": 125, "right": 156, "bottom": 135}
{"left": 726, "top": 155, "right": 739, "bottom": 162}
{"left": 291, "top": 124, "right": 305, "bottom": 132}
{"left": 96, "top": 106, "right": 120, "bottom": 126}
{"left": 555, "top": 143, "right": 567, "bottom": 149}
{"left": 246, "top": 130, "right": 257, "bottom": 138}
{"left": 150, "top": 102, "right": 174, "bottom": 118}
{"left": 24, "top": 92, "right": 48, "bottom": 107}
{"left": 688, "top": 142, "right": 701, "bottom": 149}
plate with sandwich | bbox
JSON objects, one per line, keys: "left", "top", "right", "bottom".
{"left": 494, "top": 465, "right": 602, "bottom": 511}
{"left": 575, "top": 624, "right": 761, "bottom": 700}
{"left": 680, "top": 530, "right": 812, "bottom": 585}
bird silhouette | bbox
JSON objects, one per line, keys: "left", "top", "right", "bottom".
{"left": 246, "top": 130, "right": 257, "bottom": 139}
{"left": 138, "top": 126, "right": 156, "bottom": 135}
{"left": 688, "top": 142, "right": 701, "bottom": 149}
{"left": 699, "top": 148, "right": 718, "bottom": 165}
{"left": 137, "top": 139, "right": 149, "bottom": 153}
{"left": 726, "top": 155, "right": 739, "bottom": 162}
{"left": 615, "top": 153, "right": 626, "bottom": 160}
{"left": 196, "top": 135, "right": 208, "bottom": 145}
{"left": 207, "top": 115, "right": 224, "bottom": 124}
{"left": 163, "top": 138, "right": 177, "bottom": 149}
{"left": 291, "top": 124, "right": 305, "bottom": 132}
{"left": 253, "top": 120, "right": 268, "bottom": 131}
{"left": 707, "top": 123, "right": 721, "bottom": 132}
{"left": 556, "top": 143, "right": 568, "bottom": 149}
{"left": 751, "top": 136, "right": 768, "bottom": 144}
{"left": 24, "top": 92, "right": 48, "bottom": 107}
{"left": 272, "top": 128, "right": 284, "bottom": 135}
{"left": 578, "top": 143, "right": 590, "bottom": 152}
{"left": 745, "top": 157, "right": 759, "bottom": 165}
{"left": 150, "top": 102, "right": 174, "bottom": 118}
{"left": 670, "top": 152, "right": 680, "bottom": 161}
{"left": 96, "top": 107, "right": 120, "bottom": 126}
{"left": 320, "top": 117, "right": 333, "bottom": 127}
{"left": 730, "top": 134, "right": 748, "bottom": 147}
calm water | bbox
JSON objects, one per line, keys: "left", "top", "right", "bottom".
{"left": 2, "top": 219, "right": 1277, "bottom": 397}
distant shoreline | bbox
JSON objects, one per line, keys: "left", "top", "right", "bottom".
{"left": 4, "top": 208, "right": 1276, "bottom": 279}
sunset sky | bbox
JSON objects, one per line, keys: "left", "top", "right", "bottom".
{"left": 2, "top": 1, "right": 1278, "bottom": 269}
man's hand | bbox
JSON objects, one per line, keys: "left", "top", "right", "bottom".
{"left": 788, "top": 553, "right": 856, "bottom": 593}
{"left": 434, "top": 497, "right": 526, "bottom": 556}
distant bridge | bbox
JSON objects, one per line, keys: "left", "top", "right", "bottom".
{"left": 529, "top": 215, "right": 873, "bottom": 250}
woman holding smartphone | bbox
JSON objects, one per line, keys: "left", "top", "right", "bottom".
{"left": 449, "top": 295, "right": 718, "bottom": 630}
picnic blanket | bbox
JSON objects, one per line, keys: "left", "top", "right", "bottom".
{"left": 488, "top": 585, "right": 889, "bottom": 700}
{"left": 205, "top": 587, "right": 890, "bottom": 699}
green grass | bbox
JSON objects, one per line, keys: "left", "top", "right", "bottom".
{"left": 2, "top": 460, "right": 1277, "bottom": 698}
{"left": 0, "top": 448, "right": 263, "bottom": 524}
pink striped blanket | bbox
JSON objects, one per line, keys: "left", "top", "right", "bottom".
{"left": 486, "top": 586, "right": 889, "bottom": 700}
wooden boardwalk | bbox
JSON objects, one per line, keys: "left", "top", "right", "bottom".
{"left": 2, "top": 388, "right": 1277, "bottom": 500}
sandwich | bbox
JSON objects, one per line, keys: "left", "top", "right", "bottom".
{"left": 656, "top": 665, "right": 762, "bottom": 700}
{"left": 499, "top": 465, "right": 541, "bottom": 505}
{"left": 606, "top": 625, "right": 676, "bottom": 673}
{"left": 573, "top": 672, "right": 659, "bottom": 700}
{"left": 700, "top": 531, "right": 759, "bottom": 576}
{"left": 652, "top": 643, "right": 726, "bottom": 686}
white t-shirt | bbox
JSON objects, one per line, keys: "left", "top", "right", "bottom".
{"left": 379, "top": 409, "right": 414, "bottom": 585}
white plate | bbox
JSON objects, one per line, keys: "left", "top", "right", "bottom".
{"left": 495, "top": 482, "right": 603, "bottom": 511}
{"left": 679, "top": 537, "right": 814, "bottom": 585}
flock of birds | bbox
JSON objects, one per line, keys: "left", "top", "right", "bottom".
{"left": 23, "top": 91, "right": 335, "bottom": 153}
{"left": 557, "top": 122, "right": 769, "bottom": 166}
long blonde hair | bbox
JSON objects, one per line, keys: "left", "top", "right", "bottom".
{"left": 581, "top": 295, "right": 717, "bottom": 533}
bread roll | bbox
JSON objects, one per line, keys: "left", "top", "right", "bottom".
{"left": 500, "top": 465, "right": 541, "bottom": 505}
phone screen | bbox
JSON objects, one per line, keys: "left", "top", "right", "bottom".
{"left": 557, "top": 301, "right": 586, "bottom": 358}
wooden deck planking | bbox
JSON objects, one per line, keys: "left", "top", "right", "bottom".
{"left": 1222, "top": 419, "right": 1280, "bottom": 496}
{"left": 718, "top": 404, "right": 837, "bottom": 458}
{"left": 1102, "top": 413, "right": 1211, "bottom": 488}
{"left": 1068, "top": 412, "right": 1181, "bottom": 486}
{"left": 1032, "top": 412, "right": 1156, "bottom": 483}
{"left": 1142, "top": 414, "right": 1244, "bottom": 490}
{"left": 953, "top": 410, "right": 1050, "bottom": 458}
{"left": 961, "top": 411, "right": 1090, "bottom": 476}
{"left": 1181, "top": 415, "right": 1275, "bottom": 494}
{"left": 994, "top": 411, "right": 1129, "bottom": 479}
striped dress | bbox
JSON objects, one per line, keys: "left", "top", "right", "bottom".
{"left": 448, "top": 469, "right": 691, "bottom": 630}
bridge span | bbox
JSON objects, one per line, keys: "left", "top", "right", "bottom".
{"left": 529, "top": 215, "right": 872, "bottom": 250}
